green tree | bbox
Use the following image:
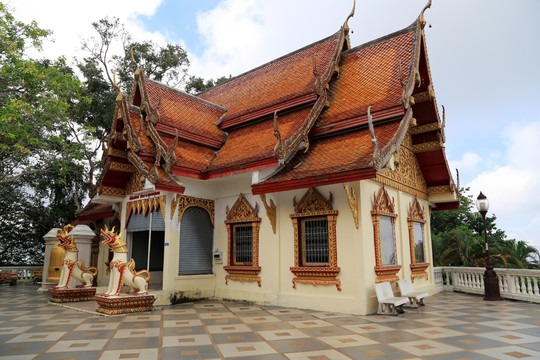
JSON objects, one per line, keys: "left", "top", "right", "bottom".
{"left": 185, "top": 75, "right": 231, "bottom": 94}
{"left": 431, "top": 188, "right": 539, "bottom": 269}
{"left": 0, "top": 3, "right": 85, "bottom": 264}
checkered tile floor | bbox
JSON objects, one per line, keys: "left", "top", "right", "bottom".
{"left": 1, "top": 285, "right": 540, "bottom": 359}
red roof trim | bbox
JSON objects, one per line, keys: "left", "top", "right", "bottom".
{"left": 206, "top": 158, "right": 279, "bottom": 179}
{"left": 155, "top": 123, "right": 223, "bottom": 149}
{"left": 155, "top": 183, "right": 185, "bottom": 194}
{"left": 252, "top": 168, "right": 376, "bottom": 195}
{"left": 171, "top": 166, "right": 206, "bottom": 179}
{"left": 219, "top": 92, "right": 317, "bottom": 129}
{"left": 311, "top": 105, "right": 405, "bottom": 137}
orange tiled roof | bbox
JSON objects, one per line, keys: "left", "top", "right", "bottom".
{"left": 317, "top": 24, "right": 417, "bottom": 128}
{"left": 199, "top": 31, "right": 342, "bottom": 123}
{"left": 258, "top": 121, "right": 401, "bottom": 186}
{"left": 145, "top": 80, "right": 226, "bottom": 144}
{"left": 207, "top": 107, "right": 312, "bottom": 172}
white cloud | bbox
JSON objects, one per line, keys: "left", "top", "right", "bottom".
{"left": 467, "top": 121, "right": 540, "bottom": 250}
{"left": 450, "top": 152, "right": 482, "bottom": 175}
{"left": 9, "top": 0, "right": 165, "bottom": 62}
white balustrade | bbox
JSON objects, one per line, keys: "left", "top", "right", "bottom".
{"left": 434, "top": 266, "right": 540, "bottom": 303}
{"left": 0, "top": 266, "right": 42, "bottom": 284}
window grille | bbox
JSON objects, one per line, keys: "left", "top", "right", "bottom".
{"left": 413, "top": 221, "right": 425, "bottom": 263}
{"left": 233, "top": 224, "right": 253, "bottom": 265}
{"left": 379, "top": 215, "right": 396, "bottom": 266}
{"left": 301, "top": 217, "right": 329, "bottom": 266}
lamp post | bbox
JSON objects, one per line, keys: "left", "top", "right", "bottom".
{"left": 476, "top": 192, "right": 502, "bottom": 301}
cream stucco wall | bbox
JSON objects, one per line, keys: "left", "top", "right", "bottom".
{"left": 95, "top": 172, "right": 438, "bottom": 314}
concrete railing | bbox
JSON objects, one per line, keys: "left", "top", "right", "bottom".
{"left": 434, "top": 266, "right": 540, "bottom": 303}
{"left": 0, "top": 266, "right": 43, "bottom": 284}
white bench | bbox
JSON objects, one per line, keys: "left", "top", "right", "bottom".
{"left": 374, "top": 282, "right": 409, "bottom": 315}
{"left": 398, "top": 278, "right": 428, "bottom": 307}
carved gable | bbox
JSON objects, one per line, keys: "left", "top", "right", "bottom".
{"left": 372, "top": 187, "right": 395, "bottom": 215}
{"left": 408, "top": 196, "right": 425, "bottom": 221}
{"left": 376, "top": 135, "right": 428, "bottom": 198}
{"left": 293, "top": 187, "right": 333, "bottom": 215}
{"left": 226, "top": 194, "right": 259, "bottom": 223}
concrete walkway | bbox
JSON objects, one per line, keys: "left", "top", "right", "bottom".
{"left": 1, "top": 285, "right": 540, "bottom": 359}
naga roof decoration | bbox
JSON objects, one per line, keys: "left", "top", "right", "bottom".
{"left": 95, "top": 0, "right": 457, "bottom": 210}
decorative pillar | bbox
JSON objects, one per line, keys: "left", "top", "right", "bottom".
{"left": 69, "top": 225, "right": 97, "bottom": 287}
{"left": 38, "top": 228, "right": 62, "bottom": 292}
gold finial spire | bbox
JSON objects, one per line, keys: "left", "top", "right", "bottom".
{"left": 130, "top": 46, "right": 140, "bottom": 74}
{"left": 345, "top": 0, "right": 356, "bottom": 31}
{"left": 419, "top": 0, "right": 432, "bottom": 29}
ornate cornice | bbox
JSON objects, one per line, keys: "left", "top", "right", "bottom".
{"left": 125, "top": 195, "right": 166, "bottom": 226}
{"left": 412, "top": 140, "right": 443, "bottom": 153}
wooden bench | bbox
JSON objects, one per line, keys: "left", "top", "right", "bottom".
{"left": 398, "top": 278, "right": 428, "bottom": 307}
{"left": 374, "top": 282, "right": 409, "bottom": 315}
{"left": 33, "top": 270, "right": 43, "bottom": 284}
{"left": 0, "top": 272, "right": 18, "bottom": 286}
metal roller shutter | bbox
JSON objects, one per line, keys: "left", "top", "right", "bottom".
{"left": 179, "top": 207, "right": 214, "bottom": 275}
{"left": 126, "top": 210, "right": 165, "bottom": 232}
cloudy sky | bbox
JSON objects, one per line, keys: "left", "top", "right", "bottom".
{"left": 9, "top": 0, "right": 540, "bottom": 249}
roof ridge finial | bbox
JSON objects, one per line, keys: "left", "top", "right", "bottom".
{"left": 419, "top": 0, "right": 432, "bottom": 29}
{"left": 345, "top": 0, "right": 356, "bottom": 31}
{"left": 130, "top": 46, "right": 140, "bottom": 74}
{"left": 112, "top": 69, "right": 120, "bottom": 92}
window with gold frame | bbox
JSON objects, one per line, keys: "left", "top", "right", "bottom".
{"left": 290, "top": 188, "right": 341, "bottom": 291}
{"left": 371, "top": 187, "right": 401, "bottom": 283}
{"left": 408, "top": 196, "right": 430, "bottom": 280}
{"left": 224, "top": 194, "right": 262, "bottom": 286}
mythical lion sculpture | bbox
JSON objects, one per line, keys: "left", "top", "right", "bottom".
{"left": 53, "top": 225, "right": 98, "bottom": 288}
{"left": 100, "top": 226, "right": 150, "bottom": 296}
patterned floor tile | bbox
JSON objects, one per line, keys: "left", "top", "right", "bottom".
{"left": 476, "top": 330, "right": 540, "bottom": 345}
{"left": 113, "top": 327, "right": 160, "bottom": 338}
{"left": 217, "top": 341, "right": 277, "bottom": 357}
{"left": 402, "top": 326, "right": 466, "bottom": 339}
{"left": 476, "top": 345, "right": 540, "bottom": 360}
{"left": 161, "top": 344, "right": 221, "bottom": 359}
{"left": 162, "top": 334, "right": 213, "bottom": 347}
{"left": 338, "top": 344, "right": 414, "bottom": 359}
{"left": 284, "top": 349, "right": 351, "bottom": 359}
{"left": 258, "top": 329, "right": 310, "bottom": 341}
{"left": 318, "top": 334, "right": 378, "bottom": 348}
{"left": 211, "top": 331, "right": 263, "bottom": 344}
{"left": 389, "top": 339, "right": 463, "bottom": 356}
{"left": 46, "top": 339, "right": 108, "bottom": 352}
{"left": 98, "top": 348, "right": 158, "bottom": 360}
{"left": 7, "top": 331, "right": 65, "bottom": 343}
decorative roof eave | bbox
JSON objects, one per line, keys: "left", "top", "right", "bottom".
{"left": 369, "top": 107, "right": 414, "bottom": 172}
{"left": 251, "top": 167, "right": 376, "bottom": 195}
{"left": 400, "top": 0, "right": 431, "bottom": 111}
{"left": 272, "top": 6, "right": 354, "bottom": 165}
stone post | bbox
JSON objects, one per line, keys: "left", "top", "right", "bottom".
{"left": 38, "top": 228, "right": 61, "bottom": 292}
{"left": 69, "top": 225, "right": 97, "bottom": 287}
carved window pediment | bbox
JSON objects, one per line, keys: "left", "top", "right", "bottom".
{"left": 226, "top": 194, "right": 259, "bottom": 223}
{"left": 372, "top": 186, "right": 395, "bottom": 216}
{"left": 224, "top": 194, "right": 261, "bottom": 287}
{"left": 290, "top": 187, "right": 340, "bottom": 291}
{"left": 408, "top": 196, "right": 425, "bottom": 222}
{"left": 293, "top": 187, "right": 334, "bottom": 215}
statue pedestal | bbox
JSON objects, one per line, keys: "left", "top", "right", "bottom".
{"left": 49, "top": 287, "right": 97, "bottom": 303}
{"left": 94, "top": 294, "right": 156, "bottom": 315}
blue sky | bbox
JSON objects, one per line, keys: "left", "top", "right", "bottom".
{"left": 10, "top": 0, "right": 540, "bottom": 250}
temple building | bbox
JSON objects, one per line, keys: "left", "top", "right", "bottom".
{"left": 86, "top": 2, "right": 458, "bottom": 314}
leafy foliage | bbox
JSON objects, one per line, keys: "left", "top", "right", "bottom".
{"left": 431, "top": 189, "right": 539, "bottom": 269}
{"left": 185, "top": 75, "right": 231, "bottom": 94}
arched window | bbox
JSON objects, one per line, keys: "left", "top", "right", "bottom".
{"left": 408, "top": 197, "right": 429, "bottom": 280}
{"left": 371, "top": 187, "right": 401, "bottom": 282}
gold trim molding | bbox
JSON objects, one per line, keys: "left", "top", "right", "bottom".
{"left": 174, "top": 194, "right": 215, "bottom": 227}
{"left": 259, "top": 194, "right": 277, "bottom": 234}
{"left": 342, "top": 183, "right": 359, "bottom": 229}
